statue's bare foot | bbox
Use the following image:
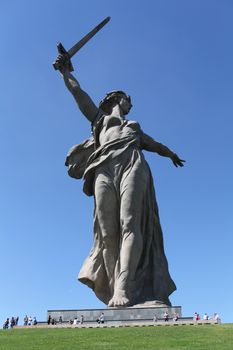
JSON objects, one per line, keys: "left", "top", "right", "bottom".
{"left": 108, "top": 289, "right": 131, "bottom": 307}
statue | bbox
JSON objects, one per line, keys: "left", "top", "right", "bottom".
{"left": 53, "top": 18, "right": 185, "bottom": 308}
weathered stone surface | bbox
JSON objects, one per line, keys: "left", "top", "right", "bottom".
{"left": 47, "top": 305, "right": 182, "bottom": 323}
{"left": 54, "top": 33, "right": 185, "bottom": 307}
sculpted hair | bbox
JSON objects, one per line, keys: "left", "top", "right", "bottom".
{"left": 99, "top": 90, "right": 131, "bottom": 114}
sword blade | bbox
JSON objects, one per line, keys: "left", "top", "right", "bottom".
{"left": 68, "top": 16, "right": 111, "bottom": 58}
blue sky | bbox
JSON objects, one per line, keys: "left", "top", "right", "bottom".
{"left": 1, "top": 0, "right": 233, "bottom": 325}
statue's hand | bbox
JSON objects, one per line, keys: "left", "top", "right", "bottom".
{"left": 54, "top": 53, "right": 71, "bottom": 73}
{"left": 171, "top": 153, "right": 185, "bottom": 167}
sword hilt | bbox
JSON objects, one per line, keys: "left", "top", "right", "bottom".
{"left": 53, "top": 42, "right": 74, "bottom": 72}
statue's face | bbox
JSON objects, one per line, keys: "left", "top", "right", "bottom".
{"left": 118, "top": 96, "right": 132, "bottom": 115}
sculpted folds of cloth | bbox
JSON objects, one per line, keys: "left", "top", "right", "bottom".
{"left": 54, "top": 51, "right": 185, "bottom": 308}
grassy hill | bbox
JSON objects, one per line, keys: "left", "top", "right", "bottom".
{"left": 0, "top": 324, "right": 233, "bottom": 350}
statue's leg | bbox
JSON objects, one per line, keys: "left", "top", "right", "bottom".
{"left": 108, "top": 164, "right": 147, "bottom": 307}
{"left": 94, "top": 171, "right": 119, "bottom": 295}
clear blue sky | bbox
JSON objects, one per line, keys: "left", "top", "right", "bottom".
{"left": 1, "top": 0, "right": 233, "bottom": 325}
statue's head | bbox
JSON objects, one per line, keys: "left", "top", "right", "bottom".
{"left": 99, "top": 90, "right": 132, "bottom": 114}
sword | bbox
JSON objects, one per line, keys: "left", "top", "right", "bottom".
{"left": 53, "top": 16, "right": 111, "bottom": 71}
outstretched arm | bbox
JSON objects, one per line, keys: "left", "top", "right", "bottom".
{"left": 141, "top": 133, "right": 185, "bottom": 167}
{"left": 54, "top": 54, "right": 99, "bottom": 123}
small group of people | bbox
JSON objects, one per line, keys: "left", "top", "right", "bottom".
{"left": 3, "top": 316, "right": 19, "bottom": 329}
{"left": 155, "top": 312, "right": 179, "bottom": 322}
{"left": 194, "top": 312, "right": 220, "bottom": 322}
{"left": 24, "top": 315, "right": 37, "bottom": 326}
{"left": 47, "top": 314, "right": 85, "bottom": 326}
{"left": 69, "top": 315, "right": 84, "bottom": 325}
{"left": 152, "top": 312, "right": 180, "bottom": 322}
{"left": 153, "top": 311, "right": 221, "bottom": 323}
{"left": 3, "top": 315, "right": 38, "bottom": 329}
{"left": 96, "top": 313, "right": 105, "bottom": 324}
{"left": 47, "top": 315, "right": 63, "bottom": 325}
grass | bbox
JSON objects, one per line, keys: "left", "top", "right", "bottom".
{"left": 0, "top": 324, "right": 233, "bottom": 350}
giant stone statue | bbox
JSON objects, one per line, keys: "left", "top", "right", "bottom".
{"left": 53, "top": 17, "right": 185, "bottom": 308}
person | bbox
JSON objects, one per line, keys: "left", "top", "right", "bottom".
{"left": 213, "top": 313, "right": 221, "bottom": 323}
{"left": 99, "top": 313, "right": 105, "bottom": 324}
{"left": 203, "top": 313, "right": 209, "bottom": 320}
{"left": 153, "top": 315, "right": 158, "bottom": 322}
{"left": 28, "top": 316, "right": 32, "bottom": 326}
{"left": 33, "top": 317, "right": 37, "bottom": 325}
{"left": 164, "top": 312, "right": 169, "bottom": 322}
{"left": 24, "top": 315, "right": 28, "bottom": 326}
{"left": 173, "top": 313, "right": 179, "bottom": 321}
{"left": 54, "top": 53, "right": 185, "bottom": 308}
{"left": 15, "top": 316, "right": 19, "bottom": 326}
{"left": 73, "top": 318, "right": 78, "bottom": 325}
{"left": 3, "top": 318, "right": 9, "bottom": 329}
{"left": 80, "top": 315, "right": 84, "bottom": 324}
{"left": 59, "top": 316, "right": 63, "bottom": 324}
{"left": 10, "top": 317, "right": 15, "bottom": 328}
{"left": 47, "top": 315, "right": 51, "bottom": 325}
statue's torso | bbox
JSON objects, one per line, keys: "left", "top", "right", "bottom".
{"left": 98, "top": 115, "right": 141, "bottom": 146}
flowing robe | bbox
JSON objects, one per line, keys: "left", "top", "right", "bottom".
{"left": 65, "top": 112, "right": 176, "bottom": 305}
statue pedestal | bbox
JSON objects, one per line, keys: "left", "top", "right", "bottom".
{"left": 47, "top": 305, "right": 182, "bottom": 323}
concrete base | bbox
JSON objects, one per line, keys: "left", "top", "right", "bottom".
{"left": 47, "top": 305, "right": 182, "bottom": 323}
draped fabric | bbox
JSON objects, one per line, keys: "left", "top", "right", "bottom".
{"left": 66, "top": 114, "right": 176, "bottom": 305}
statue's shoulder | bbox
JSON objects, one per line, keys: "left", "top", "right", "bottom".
{"left": 91, "top": 109, "right": 105, "bottom": 130}
{"left": 126, "top": 119, "right": 142, "bottom": 132}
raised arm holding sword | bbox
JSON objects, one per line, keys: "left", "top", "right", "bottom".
{"left": 53, "top": 17, "right": 185, "bottom": 307}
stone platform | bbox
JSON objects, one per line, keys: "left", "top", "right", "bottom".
{"left": 18, "top": 318, "right": 219, "bottom": 329}
{"left": 47, "top": 305, "right": 182, "bottom": 323}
